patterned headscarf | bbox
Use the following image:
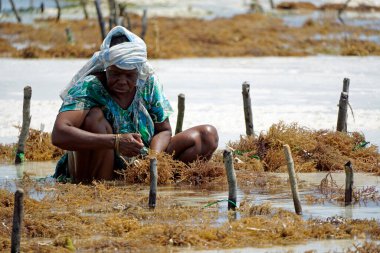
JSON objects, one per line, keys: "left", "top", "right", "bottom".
{"left": 60, "top": 26, "right": 154, "bottom": 99}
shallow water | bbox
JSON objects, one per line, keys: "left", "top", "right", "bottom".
{"left": 0, "top": 57, "right": 379, "bottom": 149}
{"left": 189, "top": 239, "right": 378, "bottom": 253}
{"left": 1, "top": 161, "right": 379, "bottom": 221}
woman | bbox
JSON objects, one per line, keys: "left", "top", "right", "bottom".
{"left": 52, "top": 26, "right": 218, "bottom": 183}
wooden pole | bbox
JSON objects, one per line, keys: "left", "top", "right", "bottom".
{"left": 344, "top": 161, "right": 353, "bottom": 205}
{"left": 283, "top": 144, "right": 302, "bottom": 215}
{"left": 269, "top": 0, "right": 275, "bottom": 9}
{"left": 338, "top": 0, "right": 352, "bottom": 24}
{"left": 94, "top": 0, "right": 106, "bottom": 41}
{"left": 53, "top": 0, "right": 61, "bottom": 22}
{"left": 120, "top": 4, "right": 132, "bottom": 31}
{"left": 242, "top": 82, "right": 254, "bottom": 136}
{"left": 108, "top": 0, "right": 118, "bottom": 30}
{"left": 336, "top": 91, "right": 348, "bottom": 132}
{"left": 15, "top": 86, "right": 32, "bottom": 165}
{"left": 148, "top": 158, "right": 157, "bottom": 209}
{"left": 9, "top": 0, "right": 22, "bottom": 23}
{"left": 11, "top": 188, "right": 24, "bottom": 253}
{"left": 343, "top": 77, "right": 350, "bottom": 93}
{"left": 141, "top": 9, "right": 148, "bottom": 40}
{"left": 223, "top": 150, "right": 237, "bottom": 211}
{"left": 65, "top": 27, "right": 74, "bottom": 44}
{"left": 337, "top": 77, "right": 350, "bottom": 132}
{"left": 175, "top": 94, "right": 185, "bottom": 135}
{"left": 80, "top": 0, "right": 89, "bottom": 19}
{"left": 40, "top": 2, "right": 44, "bottom": 13}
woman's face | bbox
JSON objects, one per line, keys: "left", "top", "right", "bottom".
{"left": 106, "top": 65, "right": 138, "bottom": 94}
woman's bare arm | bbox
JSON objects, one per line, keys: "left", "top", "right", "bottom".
{"left": 149, "top": 118, "right": 172, "bottom": 153}
{"left": 51, "top": 110, "right": 115, "bottom": 151}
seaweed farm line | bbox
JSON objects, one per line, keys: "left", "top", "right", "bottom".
{"left": 0, "top": 57, "right": 379, "bottom": 149}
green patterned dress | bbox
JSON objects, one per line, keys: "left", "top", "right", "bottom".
{"left": 60, "top": 74, "right": 173, "bottom": 146}
{"left": 54, "top": 74, "right": 173, "bottom": 181}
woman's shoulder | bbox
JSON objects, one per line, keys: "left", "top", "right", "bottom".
{"left": 67, "top": 74, "right": 105, "bottom": 97}
{"left": 141, "top": 74, "right": 161, "bottom": 90}
{"left": 83, "top": 74, "right": 103, "bottom": 86}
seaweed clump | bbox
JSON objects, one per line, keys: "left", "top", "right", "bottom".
{"left": 0, "top": 128, "right": 64, "bottom": 162}
{"left": 228, "top": 122, "right": 380, "bottom": 173}
{"left": 1, "top": 184, "right": 380, "bottom": 252}
{"left": 116, "top": 151, "right": 225, "bottom": 187}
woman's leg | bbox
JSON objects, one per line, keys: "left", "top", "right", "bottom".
{"left": 166, "top": 125, "right": 219, "bottom": 163}
{"left": 70, "top": 107, "right": 115, "bottom": 183}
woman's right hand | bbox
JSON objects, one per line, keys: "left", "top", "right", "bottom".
{"left": 118, "top": 133, "right": 145, "bottom": 157}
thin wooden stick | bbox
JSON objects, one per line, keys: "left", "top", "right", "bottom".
{"left": 80, "top": 0, "right": 89, "bottom": 19}
{"left": 344, "top": 161, "right": 353, "bottom": 205}
{"left": 120, "top": 3, "right": 132, "bottom": 31}
{"left": 283, "top": 144, "right": 302, "bottom": 215}
{"left": 15, "top": 86, "right": 32, "bottom": 164}
{"left": 338, "top": 0, "right": 352, "bottom": 24}
{"left": 336, "top": 91, "right": 348, "bottom": 132}
{"left": 94, "top": 0, "right": 106, "bottom": 40}
{"left": 242, "top": 82, "right": 254, "bottom": 136}
{"left": 11, "top": 188, "right": 24, "bottom": 253}
{"left": 269, "top": 0, "right": 275, "bottom": 9}
{"left": 108, "top": 0, "right": 118, "bottom": 30}
{"left": 343, "top": 77, "right": 350, "bottom": 93}
{"left": 175, "top": 94, "right": 185, "bottom": 135}
{"left": 53, "top": 0, "right": 61, "bottom": 22}
{"left": 223, "top": 150, "right": 237, "bottom": 211}
{"left": 65, "top": 27, "right": 74, "bottom": 44}
{"left": 148, "top": 158, "right": 157, "bottom": 209}
{"left": 9, "top": 0, "right": 22, "bottom": 23}
{"left": 141, "top": 9, "right": 148, "bottom": 40}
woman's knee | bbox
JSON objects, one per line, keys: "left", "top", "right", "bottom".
{"left": 82, "top": 107, "right": 112, "bottom": 134}
{"left": 199, "top": 124, "right": 219, "bottom": 151}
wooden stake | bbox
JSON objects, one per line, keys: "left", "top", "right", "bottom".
{"left": 338, "top": 0, "right": 352, "bottom": 24}
{"left": 11, "top": 188, "right": 24, "bottom": 253}
{"left": 15, "top": 86, "right": 32, "bottom": 165}
{"left": 269, "top": 0, "right": 275, "bottom": 9}
{"left": 175, "top": 94, "right": 185, "bottom": 135}
{"left": 53, "top": 0, "right": 61, "bottom": 22}
{"left": 337, "top": 78, "right": 350, "bottom": 132}
{"left": 242, "top": 82, "right": 254, "bottom": 136}
{"left": 223, "top": 150, "right": 237, "bottom": 211}
{"left": 344, "top": 161, "right": 353, "bottom": 205}
{"left": 79, "top": 0, "right": 89, "bottom": 19}
{"left": 65, "top": 27, "right": 74, "bottom": 44}
{"left": 336, "top": 91, "right": 348, "bottom": 132}
{"left": 148, "top": 158, "right": 157, "bottom": 209}
{"left": 141, "top": 9, "right": 148, "bottom": 40}
{"left": 108, "top": 0, "right": 118, "bottom": 30}
{"left": 343, "top": 77, "right": 350, "bottom": 93}
{"left": 94, "top": 0, "right": 106, "bottom": 40}
{"left": 9, "top": 0, "right": 22, "bottom": 23}
{"left": 120, "top": 3, "right": 132, "bottom": 31}
{"left": 283, "top": 144, "right": 302, "bottom": 215}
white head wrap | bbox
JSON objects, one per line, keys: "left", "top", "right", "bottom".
{"left": 60, "top": 26, "right": 154, "bottom": 99}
